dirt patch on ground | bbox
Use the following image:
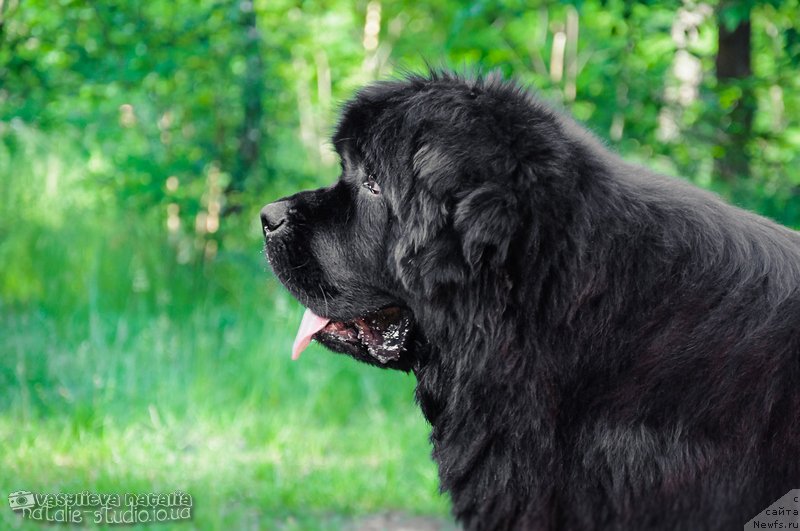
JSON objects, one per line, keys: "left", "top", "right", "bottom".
{"left": 347, "top": 511, "right": 458, "bottom": 530}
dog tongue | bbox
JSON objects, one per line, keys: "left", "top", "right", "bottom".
{"left": 292, "top": 308, "right": 330, "bottom": 360}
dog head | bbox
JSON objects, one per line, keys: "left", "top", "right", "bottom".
{"left": 262, "top": 72, "right": 569, "bottom": 368}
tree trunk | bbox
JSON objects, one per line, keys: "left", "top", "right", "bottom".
{"left": 714, "top": 6, "right": 755, "bottom": 185}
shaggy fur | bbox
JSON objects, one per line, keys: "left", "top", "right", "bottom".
{"left": 262, "top": 71, "right": 800, "bottom": 530}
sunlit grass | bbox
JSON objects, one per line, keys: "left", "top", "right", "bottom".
{"left": 0, "top": 302, "right": 449, "bottom": 529}
{"left": 0, "top": 135, "right": 449, "bottom": 528}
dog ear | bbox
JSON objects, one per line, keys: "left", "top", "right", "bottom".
{"left": 392, "top": 145, "right": 468, "bottom": 298}
{"left": 453, "top": 182, "right": 519, "bottom": 270}
{"left": 393, "top": 145, "right": 521, "bottom": 298}
{"left": 393, "top": 185, "right": 469, "bottom": 299}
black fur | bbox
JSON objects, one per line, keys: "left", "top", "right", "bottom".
{"left": 263, "top": 71, "right": 800, "bottom": 530}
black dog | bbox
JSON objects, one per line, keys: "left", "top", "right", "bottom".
{"left": 261, "top": 71, "right": 800, "bottom": 530}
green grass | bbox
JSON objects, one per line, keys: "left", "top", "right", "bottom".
{"left": 0, "top": 134, "right": 451, "bottom": 529}
{"left": 0, "top": 285, "right": 450, "bottom": 529}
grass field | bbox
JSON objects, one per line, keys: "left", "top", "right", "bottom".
{"left": 0, "top": 271, "right": 451, "bottom": 529}
{"left": 0, "top": 136, "right": 451, "bottom": 529}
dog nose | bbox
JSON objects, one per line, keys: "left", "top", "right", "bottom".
{"left": 260, "top": 201, "right": 290, "bottom": 234}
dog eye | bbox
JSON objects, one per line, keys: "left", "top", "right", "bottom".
{"left": 363, "top": 175, "right": 381, "bottom": 195}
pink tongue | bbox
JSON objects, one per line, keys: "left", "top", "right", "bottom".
{"left": 291, "top": 308, "right": 331, "bottom": 360}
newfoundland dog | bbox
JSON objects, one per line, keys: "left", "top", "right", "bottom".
{"left": 261, "top": 71, "right": 800, "bottom": 530}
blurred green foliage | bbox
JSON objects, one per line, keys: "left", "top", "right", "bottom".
{"left": 1, "top": 0, "right": 799, "bottom": 528}
{"left": 2, "top": 1, "right": 798, "bottom": 266}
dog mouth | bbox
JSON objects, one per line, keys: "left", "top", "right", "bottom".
{"left": 292, "top": 306, "right": 413, "bottom": 364}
